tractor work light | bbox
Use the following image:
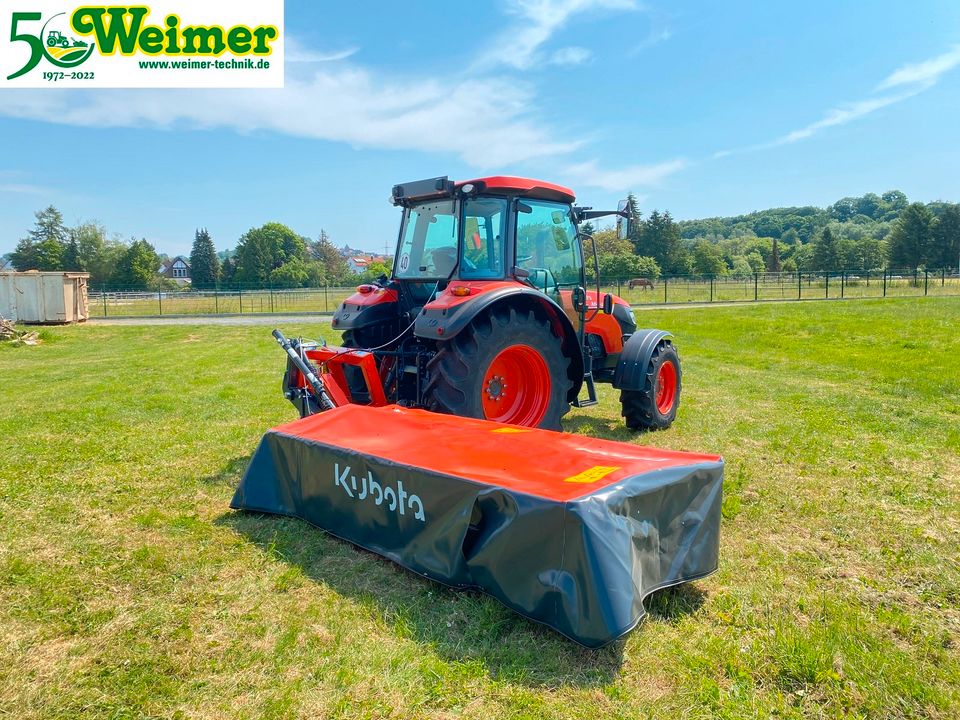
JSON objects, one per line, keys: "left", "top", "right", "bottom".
{"left": 450, "top": 286, "right": 471, "bottom": 297}
{"left": 356, "top": 284, "right": 376, "bottom": 294}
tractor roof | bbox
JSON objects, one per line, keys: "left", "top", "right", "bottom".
{"left": 457, "top": 176, "right": 576, "bottom": 204}
{"left": 391, "top": 175, "right": 576, "bottom": 206}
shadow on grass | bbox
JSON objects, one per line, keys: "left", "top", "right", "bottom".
{"left": 200, "top": 455, "right": 252, "bottom": 486}
{"left": 215, "top": 507, "right": 633, "bottom": 687}
{"left": 216, "top": 500, "right": 707, "bottom": 688}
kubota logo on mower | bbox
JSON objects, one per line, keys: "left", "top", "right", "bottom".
{"left": 334, "top": 463, "right": 426, "bottom": 523}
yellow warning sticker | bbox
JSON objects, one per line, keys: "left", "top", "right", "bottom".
{"left": 491, "top": 427, "right": 531, "bottom": 433}
{"left": 563, "top": 466, "right": 620, "bottom": 484}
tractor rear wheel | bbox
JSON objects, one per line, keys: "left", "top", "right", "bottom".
{"left": 620, "top": 341, "right": 681, "bottom": 430}
{"left": 425, "top": 308, "right": 572, "bottom": 430}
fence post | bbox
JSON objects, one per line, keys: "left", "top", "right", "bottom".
{"left": 663, "top": 277, "right": 668, "bottom": 303}
{"left": 798, "top": 272, "right": 802, "bottom": 300}
{"left": 269, "top": 284, "right": 274, "bottom": 313}
{"left": 102, "top": 290, "right": 108, "bottom": 317}
{"left": 158, "top": 289, "right": 163, "bottom": 315}
{"left": 924, "top": 270, "right": 929, "bottom": 296}
{"left": 754, "top": 272, "right": 759, "bottom": 301}
{"left": 883, "top": 270, "right": 887, "bottom": 297}
{"left": 324, "top": 284, "right": 329, "bottom": 312}
{"left": 617, "top": 277, "right": 622, "bottom": 296}
{"left": 214, "top": 287, "right": 219, "bottom": 314}
{"left": 710, "top": 276, "right": 714, "bottom": 303}
{"left": 239, "top": 285, "right": 243, "bottom": 314}
{"left": 841, "top": 272, "right": 845, "bottom": 299}
{"left": 825, "top": 272, "right": 829, "bottom": 299}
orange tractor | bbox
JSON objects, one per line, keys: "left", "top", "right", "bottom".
{"left": 279, "top": 175, "right": 681, "bottom": 431}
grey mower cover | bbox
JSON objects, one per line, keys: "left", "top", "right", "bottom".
{"left": 231, "top": 404, "right": 724, "bottom": 648}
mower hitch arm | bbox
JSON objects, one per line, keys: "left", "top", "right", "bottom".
{"left": 272, "top": 329, "right": 337, "bottom": 411}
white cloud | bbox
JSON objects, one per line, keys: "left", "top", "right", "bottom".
{"left": 475, "top": 0, "right": 637, "bottom": 70}
{"left": 0, "top": 68, "right": 580, "bottom": 168}
{"left": 877, "top": 44, "right": 960, "bottom": 91}
{"left": 286, "top": 36, "right": 359, "bottom": 63}
{"left": 563, "top": 158, "right": 687, "bottom": 191}
{"left": 716, "top": 44, "right": 960, "bottom": 157}
{"left": 776, "top": 90, "right": 922, "bottom": 145}
{"left": 629, "top": 27, "right": 672, "bottom": 55}
{"left": 0, "top": 183, "right": 47, "bottom": 194}
{"left": 550, "top": 46, "right": 592, "bottom": 66}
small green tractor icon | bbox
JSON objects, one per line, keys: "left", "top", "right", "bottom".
{"left": 46, "top": 31, "right": 87, "bottom": 49}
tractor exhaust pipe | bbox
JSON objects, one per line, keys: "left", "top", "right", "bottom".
{"left": 272, "top": 329, "right": 337, "bottom": 411}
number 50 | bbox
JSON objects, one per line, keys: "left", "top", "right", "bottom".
{"left": 7, "top": 12, "right": 43, "bottom": 81}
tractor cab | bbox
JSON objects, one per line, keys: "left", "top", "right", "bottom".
{"left": 388, "top": 176, "right": 590, "bottom": 332}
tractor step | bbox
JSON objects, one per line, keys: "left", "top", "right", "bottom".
{"left": 231, "top": 404, "right": 724, "bottom": 647}
{"left": 573, "top": 367, "right": 599, "bottom": 408}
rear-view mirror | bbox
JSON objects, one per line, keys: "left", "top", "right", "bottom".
{"left": 616, "top": 199, "right": 631, "bottom": 240}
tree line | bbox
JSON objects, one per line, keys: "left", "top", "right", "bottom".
{"left": 5, "top": 190, "right": 959, "bottom": 290}
{"left": 4, "top": 207, "right": 387, "bottom": 289}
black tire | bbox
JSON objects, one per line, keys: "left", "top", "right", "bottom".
{"left": 620, "top": 341, "right": 681, "bottom": 431}
{"left": 425, "top": 307, "right": 573, "bottom": 431}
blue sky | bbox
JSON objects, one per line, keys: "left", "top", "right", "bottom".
{"left": 2, "top": 0, "right": 960, "bottom": 257}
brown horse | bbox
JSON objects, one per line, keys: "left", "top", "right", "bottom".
{"left": 628, "top": 278, "right": 655, "bottom": 290}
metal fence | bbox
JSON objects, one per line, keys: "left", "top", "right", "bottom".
{"left": 89, "top": 269, "right": 960, "bottom": 318}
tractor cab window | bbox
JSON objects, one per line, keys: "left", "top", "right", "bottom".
{"left": 460, "top": 197, "right": 507, "bottom": 279}
{"left": 395, "top": 200, "right": 459, "bottom": 280}
{"left": 515, "top": 200, "right": 583, "bottom": 295}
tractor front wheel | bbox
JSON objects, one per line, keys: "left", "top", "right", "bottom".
{"left": 425, "top": 308, "right": 572, "bottom": 430}
{"left": 620, "top": 341, "right": 681, "bottom": 431}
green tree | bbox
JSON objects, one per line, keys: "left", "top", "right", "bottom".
{"left": 637, "top": 210, "right": 687, "bottom": 274}
{"left": 598, "top": 253, "right": 657, "bottom": 280}
{"left": 308, "top": 229, "right": 349, "bottom": 283}
{"left": 28, "top": 205, "right": 69, "bottom": 245}
{"left": 692, "top": 240, "right": 727, "bottom": 276}
{"left": 812, "top": 226, "right": 840, "bottom": 271}
{"left": 931, "top": 204, "right": 960, "bottom": 271}
{"left": 33, "top": 236, "right": 65, "bottom": 270}
{"left": 767, "top": 238, "right": 781, "bottom": 273}
{"left": 360, "top": 261, "right": 392, "bottom": 282}
{"left": 590, "top": 228, "right": 634, "bottom": 257}
{"left": 189, "top": 228, "right": 220, "bottom": 288}
{"left": 730, "top": 256, "right": 753, "bottom": 278}
{"left": 235, "top": 222, "right": 307, "bottom": 285}
{"left": 112, "top": 239, "right": 160, "bottom": 289}
{"left": 269, "top": 258, "right": 309, "bottom": 288}
{"left": 10, "top": 238, "right": 38, "bottom": 271}
{"left": 781, "top": 228, "right": 800, "bottom": 246}
{"left": 745, "top": 250, "right": 765, "bottom": 273}
{"left": 887, "top": 203, "right": 935, "bottom": 269}
{"left": 11, "top": 206, "right": 70, "bottom": 270}
{"left": 72, "top": 222, "right": 125, "bottom": 285}
{"left": 62, "top": 236, "right": 81, "bottom": 271}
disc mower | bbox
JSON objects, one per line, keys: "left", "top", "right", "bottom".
{"left": 232, "top": 177, "right": 723, "bottom": 648}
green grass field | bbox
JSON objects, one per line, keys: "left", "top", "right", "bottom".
{"left": 2, "top": 298, "right": 958, "bottom": 719}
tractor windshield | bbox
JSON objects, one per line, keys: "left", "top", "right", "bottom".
{"left": 395, "top": 200, "right": 459, "bottom": 280}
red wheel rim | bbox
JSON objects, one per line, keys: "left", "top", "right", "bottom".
{"left": 655, "top": 360, "right": 678, "bottom": 415}
{"left": 481, "top": 344, "right": 551, "bottom": 426}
